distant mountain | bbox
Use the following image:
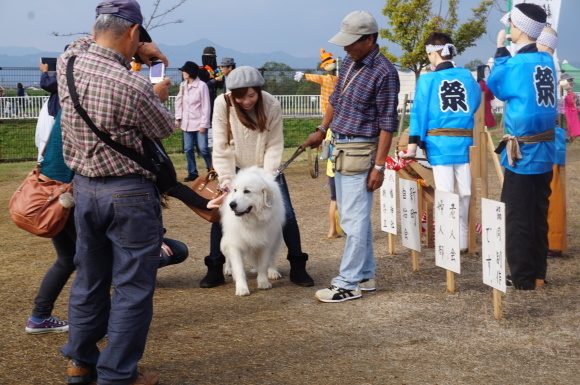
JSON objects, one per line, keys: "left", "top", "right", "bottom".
{"left": 0, "top": 38, "right": 320, "bottom": 69}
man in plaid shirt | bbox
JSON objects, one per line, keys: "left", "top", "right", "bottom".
{"left": 57, "top": 1, "right": 172, "bottom": 384}
{"left": 302, "top": 11, "right": 400, "bottom": 303}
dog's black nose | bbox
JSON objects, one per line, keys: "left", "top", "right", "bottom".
{"left": 229, "top": 201, "right": 237, "bottom": 210}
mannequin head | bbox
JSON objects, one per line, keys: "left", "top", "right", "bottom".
{"left": 425, "top": 32, "right": 455, "bottom": 68}
{"left": 537, "top": 27, "right": 558, "bottom": 55}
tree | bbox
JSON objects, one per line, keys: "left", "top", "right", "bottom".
{"left": 260, "top": 62, "right": 300, "bottom": 95}
{"left": 464, "top": 58, "right": 485, "bottom": 71}
{"left": 50, "top": 0, "right": 188, "bottom": 37}
{"left": 380, "top": 0, "right": 495, "bottom": 80}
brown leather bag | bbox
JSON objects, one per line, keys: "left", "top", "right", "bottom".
{"left": 188, "top": 170, "right": 222, "bottom": 222}
{"left": 9, "top": 167, "right": 74, "bottom": 238}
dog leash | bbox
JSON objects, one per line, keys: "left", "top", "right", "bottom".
{"left": 277, "top": 146, "right": 318, "bottom": 178}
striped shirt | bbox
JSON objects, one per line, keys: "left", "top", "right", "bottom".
{"left": 57, "top": 36, "right": 174, "bottom": 179}
{"left": 329, "top": 46, "right": 400, "bottom": 137}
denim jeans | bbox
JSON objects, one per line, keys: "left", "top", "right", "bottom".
{"left": 61, "top": 174, "right": 163, "bottom": 384}
{"left": 183, "top": 130, "right": 212, "bottom": 175}
{"left": 333, "top": 169, "right": 375, "bottom": 290}
{"left": 32, "top": 214, "right": 76, "bottom": 319}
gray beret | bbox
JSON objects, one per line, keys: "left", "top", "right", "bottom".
{"left": 220, "top": 57, "right": 236, "bottom": 66}
{"left": 226, "top": 66, "right": 265, "bottom": 90}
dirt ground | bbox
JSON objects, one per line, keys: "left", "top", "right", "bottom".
{"left": 0, "top": 144, "right": 579, "bottom": 385}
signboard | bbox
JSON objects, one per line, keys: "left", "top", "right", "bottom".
{"left": 481, "top": 198, "right": 507, "bottom": 293}
{"left": 399, "top": 178, "right": 421, "bottom": 252}
{"left": 380, "top": 170, "right": 397, "bottom": 235}
{"left": 434, "top": 190, "right": 461, "bottom": 274}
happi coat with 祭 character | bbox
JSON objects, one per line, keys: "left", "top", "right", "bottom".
{"left": 487, "top": 47, "right": 557, "bottom": 174}
{"left": 408, "top": 62, "right": 481, "bottom": 166}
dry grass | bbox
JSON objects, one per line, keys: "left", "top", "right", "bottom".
{"left": 0, "top": 146, "right": 578, "bottom": 385}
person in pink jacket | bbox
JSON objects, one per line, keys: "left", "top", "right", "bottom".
{"left": 175, "top": 61, "right": 212, "bottom": 182}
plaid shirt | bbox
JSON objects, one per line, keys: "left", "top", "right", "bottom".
{"left": 57, "top": 36, "right": 174, "bottom": 179}
{"left": 329, "top": 46, "right": 399, "bottom": 137}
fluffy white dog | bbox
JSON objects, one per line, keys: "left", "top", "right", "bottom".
{"left": 220, "top": 166, "right": 286, "bottom": 296}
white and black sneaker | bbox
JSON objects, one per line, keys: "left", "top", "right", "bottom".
{"left": 359, "top": 278, "right": 376, "bottom": 291}
{"left": 315, "top": 285, "right": 362, "bottom": 303}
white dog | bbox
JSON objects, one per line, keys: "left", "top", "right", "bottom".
{"left": 220, "top": 166, "right": 286, "bottom": 296}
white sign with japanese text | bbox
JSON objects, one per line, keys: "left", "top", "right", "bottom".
{"left": 380, "top": 170, "right": 397, "bottom": 235}
{"left": 398, "top": 178, "right": 421, "bottom": 252}
{"left": 481, "top": 198, "right": 507, "bottom": 293}
{"left": 434, "top": 190, "right": 461, "bottom": 274}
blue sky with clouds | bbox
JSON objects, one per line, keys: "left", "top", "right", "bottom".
{"left": 0, "top": 0, "right": 578, "bottom": 66}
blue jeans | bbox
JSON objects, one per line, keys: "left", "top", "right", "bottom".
{"left": 61, "top": 174, "right": 163, "bottom": 385}
{"left": 183, "top": 130, "right": 212, "bottom": 175}
{"left": 333, "top": 169, "right": 375, "bottom": 290}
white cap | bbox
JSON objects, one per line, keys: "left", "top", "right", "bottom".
{"left": 329, "top": 11, "right": 378, "bottom": 47}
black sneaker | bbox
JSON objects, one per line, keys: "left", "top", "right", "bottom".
{"left": 184, "top": 174, "right": 198, "bottom": 182}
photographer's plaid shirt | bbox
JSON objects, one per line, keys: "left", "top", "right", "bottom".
{"left": 328, "top": 46, "right": 399, "bottom": 137}
{"left": 57, "top": 36, "right": 174, "bottom": 179}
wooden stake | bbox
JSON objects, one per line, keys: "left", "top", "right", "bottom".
{"left": 561, "top": 165, "right": 568, "bottom": 254}
{"left": 468, "top": 146, "right": 477, "bottom": 253}
{"left": 397, "top": 94, "right": 409, "bottom": 137}
{"left": 426, "top": 201, "right": 434, "bottom": 248}
{"left": 493, "top": 288, "right": 502, "bottom": 320}
{"left": 480, "top": 131, "right": 488, "bottom": 198}
{"left": 446, "top": 270, "right": 455, "bottom": 293}
{"left": 485, "top": 129, "right": 504, "bottom": 187}
{"left": 412, "top": 250, "right": 419, "bottom": 271}
{"left": 388, "top": 233, "right": 395, "bottom": 255}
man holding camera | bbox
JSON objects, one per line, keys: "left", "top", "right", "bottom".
{"left": 57, "top": 1, "right": 173, "bottom": 384}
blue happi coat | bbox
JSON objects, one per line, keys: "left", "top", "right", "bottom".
{"left": 487, "top": 46, "right": 557, "bottom": 174}
{"left": 409, "top": 63, "right": 481, "bottom": 166}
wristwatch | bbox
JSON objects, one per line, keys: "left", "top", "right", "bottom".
{"left": 373, "top": 164, "right": 385, "bottom": 174}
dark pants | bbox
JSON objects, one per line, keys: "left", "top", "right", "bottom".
{"left": 205, "top": 173, "right": 304, "bottom": 266}
{"left": 501, "top": 169, "right": 552, "bottom": 287}
{"left": 62, "top": 174, "right": 163, "bottom": 384}
{"left": 31, "top": 214, "right": 76, "bottom": 319}
{"left": 158, "top": 238, "right": 189, "bottom": 268}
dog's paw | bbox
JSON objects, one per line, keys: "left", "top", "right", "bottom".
{"left": 224, "top": 267, "right": 233, "bottom": 277}
{"left": 268, "top": 268, "right": 282, "bottom": 280}
{"left": 257, "top": 280, "right": 272, "bottom": 290}
{"left": 235, "top": 285, "right": 251, "bottom": 296}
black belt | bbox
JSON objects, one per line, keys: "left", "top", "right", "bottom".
{"left": 334, "top": 133, "right": 374, "bottom": 140}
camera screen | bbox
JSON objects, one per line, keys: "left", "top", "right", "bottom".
{"left": 150, "top": 62, "right": 164, "bottom": 77}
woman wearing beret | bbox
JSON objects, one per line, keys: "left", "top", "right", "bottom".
{"left": 201, "top": 66, "right": 314, "bottom": 289}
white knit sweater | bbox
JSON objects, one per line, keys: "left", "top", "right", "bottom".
{"left": 211, "top": 91, "right": 284, "bottom": 187}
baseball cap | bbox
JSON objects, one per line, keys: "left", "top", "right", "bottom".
{"left": 329, "top": 11, "right": 378, "bottom": 47}
{"left": 220, "top": 57, "right": 236, "bottom": 67}
{"left": 96, "top": 0, "right": 152, "bottom": 43}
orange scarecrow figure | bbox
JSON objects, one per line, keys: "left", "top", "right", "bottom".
{"left": 295, "top": 48, "right": 338, "bottom": 114}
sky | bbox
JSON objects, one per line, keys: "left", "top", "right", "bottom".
{"left": 0, "top": 0, "right": 579, "bottom": 67}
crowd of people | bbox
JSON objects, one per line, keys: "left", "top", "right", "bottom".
{"left": 20, "top": 1, "right": 573, "bottom": 384}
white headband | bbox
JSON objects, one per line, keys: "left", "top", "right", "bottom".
{"left": 425, "top": 43, "right": 456, "bottom": 57}
{"left": 537, "top": 31, "right": 558, "bottom": 51}
{"left": 500, "top": 7, "right": 545, "bottom": 39}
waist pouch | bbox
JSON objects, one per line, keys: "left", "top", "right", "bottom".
{"left": 331, "top": 141, "right": 377, "bottom": 176}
